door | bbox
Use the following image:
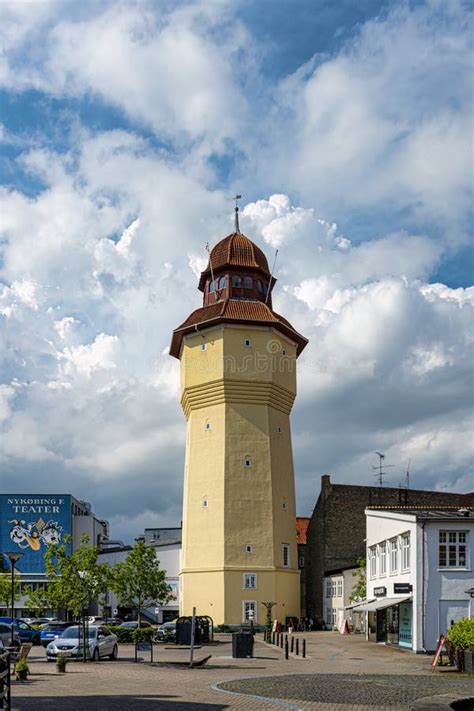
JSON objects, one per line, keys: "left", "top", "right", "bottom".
{"left": 376, "top": 608, "right": 387, "bottom": 642}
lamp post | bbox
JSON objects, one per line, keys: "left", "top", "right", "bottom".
{"left": 5, "top": 551, "right": 23, "bottom": 647}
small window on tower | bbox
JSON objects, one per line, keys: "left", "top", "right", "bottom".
{"left": 209, "top": 280, "right": 215, "bottom": 293}
{"left": 282, "top": 502, "right": 288, "bottom": 510}
{"left": 245, "top": 544, "right": 253, "bottom": 554}
{"left": 282, "top": 543, "right": 290, "bottom": 568}
{"left": 277, "top": 426, "right": 282, "bottom": 433}
{"left": 282, "top": 349, "right": 286, "bottom": 356}
{"left": 243, "top": 276, "right": 253, "bottom": 289}
{"left": 201, "top": 343, "right": 206, "bottom": 351}
{"left": 202, "top": 499, "right": 208, "bottom": 508}
{"left": 244, "top": 339, "right": 252, "bottom": 347}
{"left": 244, "top": 458, "right": 252, "bottom": 468}
{"left": 232, "top": 275, "right": 242, "bottom": 287}
{"left": 205, "top": 420, "right": 211, "bottom": 431}
{"left": 219, "top": 276, "right": 227, "bottom": 290}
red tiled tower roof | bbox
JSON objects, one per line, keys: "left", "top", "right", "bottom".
{"left": 198, "top": 232, "right": 270, "bottom": 291}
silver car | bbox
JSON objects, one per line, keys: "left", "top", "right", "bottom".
{"left": 46, "top": 625, "right": 118, "bottom": 661}
{"left": 0, "top": 622, "right": 20, "bottom": 647}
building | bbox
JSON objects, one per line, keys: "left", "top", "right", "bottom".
{"left": 98, "top": 536, "right": 181, "bottom": 624}
{"left": 139, "top": 527, "right": 182, "bottom": 544}
{"left": 170, "top": 216, "right": 308, "bottom": 625}
{"left": 306, "top": 475, "right": 473, "bottom": 625}
{"left": 296, "top": 517, "right": 310, "bottom": 618}
{"left": 0, "top": 495, "right": 108, "bottom": 617}
{"left": 362, "top": 506, "right": 474, "bottom": 652}
{"left": 323, "top": 565, "right": 365, "bottom": 632}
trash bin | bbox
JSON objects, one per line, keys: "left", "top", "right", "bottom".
{"left": 232, "top": 632, "right": 254, "bottom": 658}
{"left": 176, "top": 619, "right": 202, "bottom": 645}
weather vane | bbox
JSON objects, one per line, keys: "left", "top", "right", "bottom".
{"left": 233, "top": 194, "right": 242, "bottom": 233}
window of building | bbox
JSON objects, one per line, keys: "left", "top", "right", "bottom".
{"left": 243, "top": 600, "right": 257, "bottom": 623}
{"left": 282, "top": 349, "right": 286, "bottom": 356}
{"left": 209, "top": 280, "right": 216, "bottom": 293}
{"left": 401, "top": 533, "right": 410, "bottom": 571}
{"left": 245, "top": 544, "right": 253, "bottom": 554}
{"left": 337, "top": 580, "right": 343, "bottom": 597}
{"left": 232, "top": 275, "right": 242, "bottom": 287}
{"left": 369, "top": 545, "right": 377, "bottom": 578}
{"left": 244, "top": 457, "right": 252, "bottom": 468}
{"left": 277, "top": 426, "right": 282, "bottom": 433}
{"left": 218, "top": 276, "right": 227, "bottom": 290}
{"left": 205, "top": 420, "right": 211, "bottom": 431}
{"left": 331, "top": 580, "right": 337, "bottom": 596}
{"left": 326, "top": 608, "right": 332, "bottom": 626}
{"left": 299, "top": 556, "right": 305, "bottom": 568}
{"left": 202, "top": 499, "right": 208, "bottom": 508}
{"left": 439, "top": 530, "right": 468, "bottom": 568}
{"left": 243, "top": 276, "right": 253, "bottom": 289}
{"left": 257, "top": 280, "right": 263, "bottom": 293}
{"left": 282, "top": 501, "right": 287, "bottom": 510}
{"left": 201, "top": 343, "right": 206, "bottom": 351}
{"left": 282, "top": 543, "right": 290, "bottom": 568}
{"left": 326, "top": 580, "right": 332, "bottom": 598}
{"left": 243, "top": 573, "right": 257, "bottom": 589}
{"left": 244, "top": 338, "right": 252, "bottom": 347}
{"left": 378, "top": 541, "right": 387, "bottom": 576}
{"left": 389, "top": 538, "right": 398, "bottom": 573}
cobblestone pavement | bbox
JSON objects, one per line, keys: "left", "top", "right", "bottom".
{"left": 11, "top": 632, "right": 473, "bottom": 710}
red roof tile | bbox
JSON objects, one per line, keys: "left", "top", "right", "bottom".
{"left": 199, "top": 233, "right": 270, "bottom": 290}
{"left": 296, "top": 517, "right": 310, "bottom": 544}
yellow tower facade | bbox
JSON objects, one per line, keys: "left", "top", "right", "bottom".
{"left": 171, "top": 229, "right": 307, "bottom": 626}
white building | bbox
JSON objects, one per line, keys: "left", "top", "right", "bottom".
{"left": 98, "top": 538, "right": 181, "bottom": 624}
{"left": 361, "top": 507, "right": 473, "bottom": 652}
{"left": 323, "top": 566, "right": 365, "bottom": 632}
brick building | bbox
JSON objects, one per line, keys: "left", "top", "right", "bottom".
{"left": 296, "top": 517, "right": 310, "bottom": 617}
{"left": 306, "top": 475, "right": 473, "bottom": 624}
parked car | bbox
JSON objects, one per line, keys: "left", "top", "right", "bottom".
{"left": 40, "top": 621, "right": 75, "bottom": 647}
{"left": 119, "top": 621, "right": 153, "bottom": 630}
{"left": 46, "top": 625, "right": 118, "bottom": 661}
{"left": 23, "top": 617, "right": 52, "bottom": 626}
{"left": 106, "top": 617, "right": 123, "bottom": 625}
{"left": 0, "top": 622, "right": 20, "bottom": 647}
{"left": 87, "top": 616, "right": 103, "bottom": 624}
{"left": 155, "top": 621, "right": 176, "bottom": 641}
{"left": 0, "top": 618, "right": 41, "bottom": 645}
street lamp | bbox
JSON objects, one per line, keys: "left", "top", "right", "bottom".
{"left": 5, "top": 551, "right": 23, "bottom": 647}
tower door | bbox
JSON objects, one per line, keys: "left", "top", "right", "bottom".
{"left": 243, "top": 600, "right": 257, "bottom": 624}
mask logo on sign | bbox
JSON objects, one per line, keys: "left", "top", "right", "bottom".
{"left": 8, "top": 518, "right": 63, "bottom": 551}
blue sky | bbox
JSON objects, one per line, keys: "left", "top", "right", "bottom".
{"left": 0, "top": 0, "right": 472, "bottom": 539}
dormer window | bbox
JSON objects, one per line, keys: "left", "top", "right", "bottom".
{"left": 243, "top": 276, "right": 253, "bottom": 290}
{"left": 219, "top": 276, "right": 227, "bottom": 290}
{"left": 232, "top": 275, "right": 242, "bottom": 287}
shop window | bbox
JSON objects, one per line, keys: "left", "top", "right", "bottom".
{"left": 389, "top": 538, "right": 398, "bottom": 573}
{"left": 243, "top": 573, "right": 257, "bottom": 589}
{"left": 243, "top": 276, "right": 253, "bottom": 289}
{"left": 282, "top": 543, "right": 290, "bottom": 568}
{"left": 401, "top": 533, "right": 410, "bottom": 571}
{"left": 232, "top": 275, "right": 242, "bottom": 287}
{"left": 439, "top": 530, "right": 468, "bottom": 568}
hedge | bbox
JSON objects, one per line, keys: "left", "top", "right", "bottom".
{"left": 447, "top": 618, "right": 474, "bottom": 651}
{"left": 106, "top": 625, "right": 155, "bottom": 644}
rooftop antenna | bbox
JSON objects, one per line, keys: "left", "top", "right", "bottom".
{"left": 205, "top": 242, "right": 217, "bottom": 301}
{"left": 234, "top": 194, "right": 242, "bottom": 233}
{"left": 265, "top": 249, "right": 279, "bottom": 305}
{"left": 372, "top": 451, "right": 395, "bottom": 487}
{"left": 406, "top": 458, "right": 411, "bottom": 490}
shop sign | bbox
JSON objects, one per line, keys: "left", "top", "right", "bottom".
{"left": 374, "top": 586, "right": 387, "bottom": 597}
{"left": 394, "top": 583, "right": 412, "bottom": 594}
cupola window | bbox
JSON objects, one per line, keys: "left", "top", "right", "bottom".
{"left": 243, "top": 276, "right": 253, "bottom": 290}
{"left": 257, "top": 280, "right": 263, "bottom": 293}
{"left": 209, "top": 280, "right": 216, "bottom": 293}
{"left": 219, "top": 276, "right": 227, "bottom": 290}
{"left": 232, "top": 275, "right": 242, "bottom": 288}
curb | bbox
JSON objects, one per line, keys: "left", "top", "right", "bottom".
{"left": 211, "top": 679, "right": 303, "bottom": 710}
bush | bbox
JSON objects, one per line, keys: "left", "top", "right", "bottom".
{"left": 106, "top": 625, "right": 155, "bottom": 644}
{"left": 448, "top": 618, "right": 474, "bottom": 651}
{"left": 132, "top": 627, "right": 154, "bottom": 644}
{"left": 214, "top": 624, "right": 232, "bottom": 633}
{"left": 15, "top": 658, "right": 29, "bottom": 673}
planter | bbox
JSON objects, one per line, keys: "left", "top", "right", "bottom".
{"left": 462, "top": 650, "right": 473, "bottom": 674}
{"left": 16, "top": 670, "right": 28, "bottom": 681}
{"left": 56, "top": 664, "right": 67, "bottom": 673}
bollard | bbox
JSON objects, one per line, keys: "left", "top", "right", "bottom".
{"left": 280, "top": 634, "right": 284, "bottom": 649}
{"left": 276, "top": 632, "right": 280, "bottom": 646}
{"left": 290, "top": 636, "right": 294, "bottom": 653}
{"left": 296, "top": 638, "right": 299, "bottom": 656}
{"left": 285, "top": 638, "right": 289, "bottom": 660}
{"left": 303, "top": 639, "right": 306, "bottom": 658}
{"left": 272, "top": 631, "right": 275, "bottom": 645}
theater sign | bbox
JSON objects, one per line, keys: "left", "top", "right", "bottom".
{"left": 0, "top": 495, "right": 72, "bottom": 573}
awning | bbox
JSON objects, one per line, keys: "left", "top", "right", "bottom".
{"left": 344, "top": 600, "right": 372, "bottom": 611}
{"left": 356, "top": 596, "right": 412, "bottom": 612}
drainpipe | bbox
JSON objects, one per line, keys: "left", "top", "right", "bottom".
{"left": 421, "top": 522, "right": 427, "bottom": 652}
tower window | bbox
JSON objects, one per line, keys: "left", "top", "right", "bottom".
{"left": 201, "top": 343, "right": 206, "bottom": 351}
{"left": 243, "top": 276, "right": 253, "bottom": 289}
{"left": 209, "top": 280, "right": 215, "bottom": 293}
{"left": 244, "top": 339, "right": 251, "bottom": 347}
{"left": 277, "top": 426, "right": 282, "bottom": 433}
{"left": 257, "top": 280, "right": 263, "bottom": 293}
{"left": 282, "top": 502, "right": 288, "bottom": 510}
{"left": 202, "top": 499, "right": 208, "bottom": 508}
{"left": 245, "top": 544, "right": 253, "bottom": 554}
{"left": 243, "top": 573, "right": 257, "bottom": 589}
{"left": 282, "top": 543, "right": 290, "bottom": 568}
{"left": 282, "top": 349, "right": 286, "bottom": 356}
{"left": 219, "top": 275, "right": 227, "bottom": 290}
{"left": 232, "top": 275, "right": 242, "bottom": 287}
{"left": 205, "top": 421, "right": 211, "bottom": 431}
{"left": 244, "top": 458, "right": 252, "bottom": 468}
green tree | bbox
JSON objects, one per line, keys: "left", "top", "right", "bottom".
{"left": 25, "top": 535, "right": 112, "bottom": 619}
{"left": 0, "top": 572, "right": 21, "bottom": 613}
{"left": 112, "top": 540, "right": 171, "bottom": 626}
{"left": 350, "top": 557, "right": 366, "bottom": 602}
{"left": 261, "top": 601, "right": 276, "bottom": 641}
